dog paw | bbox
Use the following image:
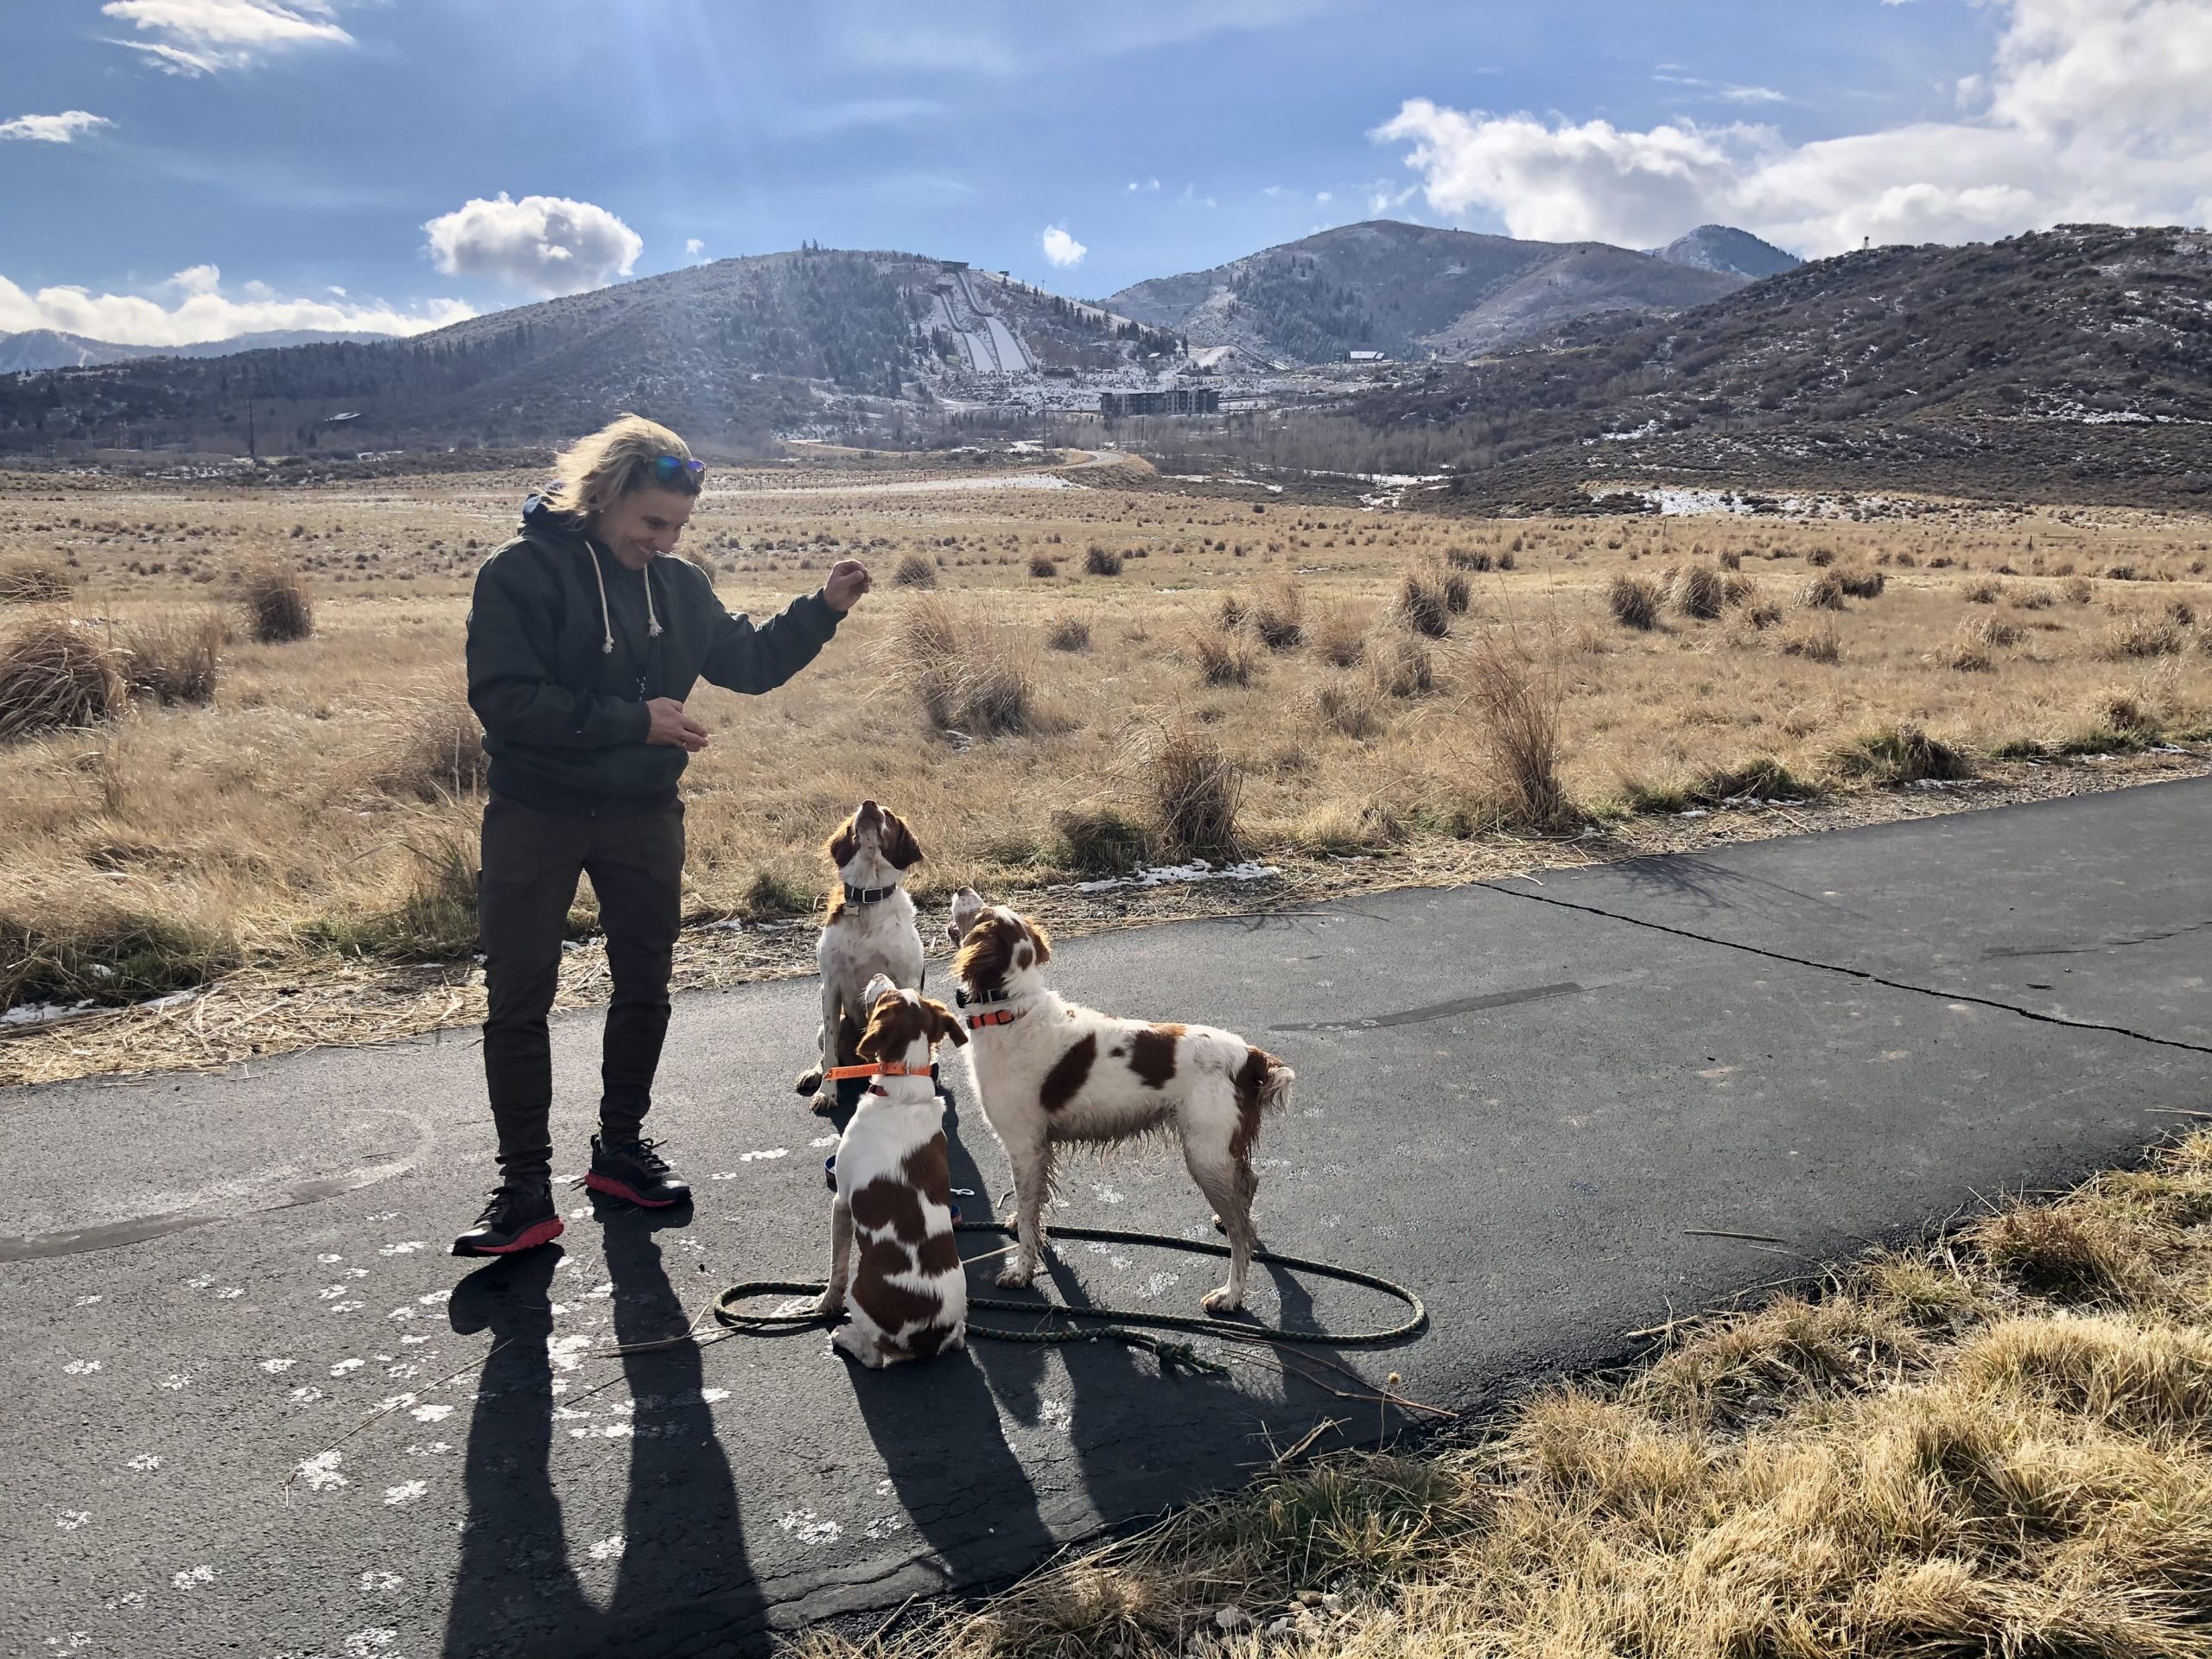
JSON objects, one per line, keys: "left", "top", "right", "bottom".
{"left": 810, "top": 1292, "right": 842, "bottom": 1320}
{"left": 995, "top": 1262, "right": 1037, "bottom": 1290}
{"left": 1201, "top": 1285, "right": 1243, "bottom": 1316}
{"left": 795, "top": 1068, "right": 823, "bottom": 1097}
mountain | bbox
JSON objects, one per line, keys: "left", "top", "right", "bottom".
{"left": 1103, "top": 220, "right": 1751, "bottom": 365}
{"left": 1649, "top": 225, "right": 1800, "bottom": 280}
{"left": 1346, "top": 223, "right": 2212, "bottom": 505}
{"left": 0, "top": 249, "right": 1173, "bottom": 455}
{"left": 0, "top": 327, "right": 391, "bottom": 373}
{"left": 0, "top": 330, "right": 166, "bottom": 372}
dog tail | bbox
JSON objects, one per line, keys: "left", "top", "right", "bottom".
{"left": 1236, "top": 1045, "right": 1295, "bottom": 1125}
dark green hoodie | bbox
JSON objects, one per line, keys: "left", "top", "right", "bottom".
{"left": 465, "top": 496, "right": 842, "bottom": 815}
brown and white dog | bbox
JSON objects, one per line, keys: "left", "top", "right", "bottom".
{"left": 797, "top": 800, "right": 926, "bottom": 1112}
{"left": 946, "top": 888, "right": 1294, "bottom": 1314}
{"left": 816, "top": 975, "right": 969, "bottom": 1366}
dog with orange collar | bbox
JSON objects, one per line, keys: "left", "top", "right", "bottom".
{"left": 813, "top": 975, "right": 970, "bottom": 1366}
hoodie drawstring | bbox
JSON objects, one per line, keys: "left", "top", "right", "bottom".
{"left": 586, "top": 539, "right": 663, "bottom": 657}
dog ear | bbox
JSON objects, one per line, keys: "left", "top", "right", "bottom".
{"left": 863, "top": 972, "right": 897, "bottom": 1004}
{"left": 825, "top": 818, "right": 858, "bottom": 869}
{"left": 923, "top": 997, "right": 969, "bottom": 1048}
{"left": 881, "top": 810, "right": 924, "bottom": 871}
{"left": 1023, "top": 918, "right": 1052, "bottom": 966}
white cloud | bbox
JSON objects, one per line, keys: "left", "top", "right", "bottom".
{"left": 1, "top": 111, "right": 113, "bottom": 143}
{"left": 1375, "top": 0, "right": 2212, "bottom": 257}
{"left": 1040, "top": 226, "right": 1088, "bottom": 268}
{"left": 0, "top": 264, "right": 473, "bottom": 347}
{"left": 102, "top": 0, "right": 354, "bottom": 74}
{"left": 423, "top": 193, "right": 643, "bottom": 296}
{"left": 684, "top": 238, "right": 706, "bottom": 262}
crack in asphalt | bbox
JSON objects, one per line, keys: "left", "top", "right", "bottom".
{"left": 1479, "top": 883, "right": 2212, "bottom": 1059}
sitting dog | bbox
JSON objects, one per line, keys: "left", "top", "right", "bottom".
{"left": 816, "top": 976, "right": 969, "bottom": 1366}
{"left": 797, "top": 800, "right": 926, "bottom": 1114}
{"left": 946, "top": 888, "right": 1294, "bottom": 1314}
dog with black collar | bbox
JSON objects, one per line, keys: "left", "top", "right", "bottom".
{"left": 796, "top": 801, "right": 926, "bottom": 1114}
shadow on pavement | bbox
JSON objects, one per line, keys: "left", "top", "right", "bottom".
{"left": 442, "top": 1245, "right": 600, "bottom": 1659}
{"left": 441, "top": 1204, "right": 765, "bottom": 1659}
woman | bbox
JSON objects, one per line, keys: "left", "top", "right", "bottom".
{"left": 454, "top": 414, "right": 870, "bottom": 1255}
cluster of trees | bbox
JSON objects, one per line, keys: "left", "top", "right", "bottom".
{"left": 1230, "top": 254, "right": 1385, "bottom": 361}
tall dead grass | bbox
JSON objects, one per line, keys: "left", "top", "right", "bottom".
{"left": 1463, "top": 623, "right": 1573, "bottom": 832}
{"left": 810, "top": 1128, "right": 2212, "bottom": 1659}
{"left": 119, "top": 611, "right": 226, "bottom": 705}
{"left": 898, "top": 594, "right": 1040, "bottom": 736}
{"left": 1150, "top": 728, "right": 1244, "bottom": 860}
{"left": 0, "top": 617, "right": 124, "bottom": 741}
{"left": 243, "top": 562, "right": 315, "bottom": 644}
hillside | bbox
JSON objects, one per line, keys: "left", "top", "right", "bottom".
{"left": 0, "top": 249, "right": 1168, "bottom": 456}
{"left": 0, "top": 327, "right": 389, "bottom": 373}
{"left": 1649, "top": 225, "right": 1800, "bottom": 280}
{"left": 1336, "top": 223, "right": 2212, "bottom": 505}
{"left": 1103, "top": 220, "right": 1749, "bottom": 364}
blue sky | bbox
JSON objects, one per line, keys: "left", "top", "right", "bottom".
{"left": 2, "top": 1, "right": 2207, "bottom": 345}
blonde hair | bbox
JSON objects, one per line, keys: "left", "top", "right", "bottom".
{"left": 541, "top": 414, "right": 702, "bottom": 521}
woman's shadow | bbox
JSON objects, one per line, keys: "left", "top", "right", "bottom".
{"left": 441, "top": 1205, "right": 763, "bottom": 1659}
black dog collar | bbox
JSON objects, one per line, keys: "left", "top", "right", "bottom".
{"left": 954, "top": 987, "right": 1013, "bottom": 1008}
{"left": 842, "top": 883, "right": 899, "bottom": 905}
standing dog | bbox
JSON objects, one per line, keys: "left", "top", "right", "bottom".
{"left": 946, "top": 888, "right": 1294, "bottom": 1314}
{"left": 797, "top": 800, "right": 925, "bottom": 1113}
{"left": 817, "top": 976, "right": 969, "bottom": 1366}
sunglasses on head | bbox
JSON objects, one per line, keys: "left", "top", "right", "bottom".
{"left": 650, "top": 455, "right": 705, "bottom": 485}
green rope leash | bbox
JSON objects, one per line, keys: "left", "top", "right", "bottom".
{"left": 713, "top": 1221, "right": 1427, "bottom": 1372}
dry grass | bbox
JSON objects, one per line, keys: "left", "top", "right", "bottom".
{"left": 1668, "top": 563, "right": 1725, "bottom": 620}
{"left": 0, "top": 463, "right": 2206, "bottom": 1009}
{"left": 1249, "top": 580, "right": 1306, "bottom": 651}
{"left": 1192, "top": 626, "right": 1259, "bottom": 687}
{"left": 1395, "top": 569, "right": 1452, "bottom": 639}
{"left": 1608, "top": 573, "right": 1661, "bottom": 630}
{"left": 899, "top": 594, "right": 1039, "bottom": 735}
{"left": 1151, "top": 728, "right": 1243, "bottom": 860}
{"left": 242, "top": 561, "right": 314, "bottom": 643}
{"left": 0, "top": 556, "right": 73, "bottom": 604}
{"left": 1462, "top": 622, "right": 1573, "bottom": 832}
{"left": 118, "top": 610, "right": 226, "bottom": 705}
{"left": 1084, "top": 543, "right": 1124, "bottom": 576}
{"left": 810, "top": 1129, "right": 2212, "bottom": 1659}
{"left": 891, "top": 550, "right": 938, "bottom": 588}
{"left": 0, "top": 616, "right": 125, "bottom": 741}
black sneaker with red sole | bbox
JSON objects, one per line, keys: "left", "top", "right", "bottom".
{"left": 583, "top": 1135, "right": 692, "bottom": 1208}
{"left": 450, "top": 1183, "right": 564, "bottom": 1256}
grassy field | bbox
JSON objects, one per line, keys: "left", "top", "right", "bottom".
{"left": 1, "top": 450, "right": 2209, "bottom": 1042}
{"left": 804, "top": 1127, "right": 2212, "bottom": 1659}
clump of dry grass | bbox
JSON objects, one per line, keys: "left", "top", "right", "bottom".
{"left": 1395, "top": 569, "right": 1452, "bottom": 639}
{"left": 1464, "top": 624, "right": 1573, "bottom": 832}
{"left": 2013, "top": 584, "right": 2058, "bottom": 610}
{"left": 1440, "top": 570, "right": 1473, "bottom": 615}
{"left": 1249, "top": 580, "right": 1306, "bottom": 650}
{"left": 373, "top": 697, "right": 489, "bottom": 801}
{"left": 898, "top": 594, "right": 1039, "bottom": 736}
{"left": 118, "top": 611, "right": 226, "bottom": 706}
{"left": 891, "top": 551, "right": 937, "bottom": 588}
{"left": 1668, "top": 563, "right": 1725, "bottom": 620}
{"left": 1027, "top": 553, "right": 1059, "bottom": 579}
{"left": 2064, "top": 575, "right": 2097, "bottom": 605}
{"left": 1312, "top": 606, "right": 1367, "bottom": 669}
{"left": 1044, "top": 613, "right": 1090, "bottom": 652}
{"left": 1963, "top": 575, "right": 2005, "bottom": 603}
{"left": 1084, "top": 544, "right": 1124, "bottom": 576}
{"left": 1445, "top": 545, "right": 1495, "bottom": 571}
{"left": 2101, "top": 613, "right": 2186, "bottom": 658}
{"left": 816, "top": 1124, "right": 2212, "bottom": 1659}
{"left": 1371, "top": 633, "right": 1435, "bottom": 698}
{"left": 0, "top": 556, "right": 73, "bottom": 605}
{"left": 1607, "top": 573, "right": 1661, "bottom": 630}
{"left": 1312, "top": 672, "right": 1382, "bottom": 740}
{"left": 1831, "top": 720, "right": 1971, "bottom": 785}
{"left": 1796, "top": 570, "right": 1848, "bottom": 611}
{"left": 1942, "top": 613, "right": 2021, "bottom": 672}
{"left": 1191, "top": 626, "right": 1258, "bottom": 687}
{"left": 1777, "top": 616, "right": 1842, "bottom": 662}
{"left": 1837, "top": 566, "right": 1886, "bottom": 599}
{"left": 243, "top": 562, "right": 314, "bottom": 643}
{"left": 0, "top": 617, "right": 124, "bottom": 742}
{"left": 1150, "top": 728, "right": 1243, "bottom": 860}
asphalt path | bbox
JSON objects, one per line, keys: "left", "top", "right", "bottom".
{"left": 6, "top": 779, "right": 2209, "bottom": 1658}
